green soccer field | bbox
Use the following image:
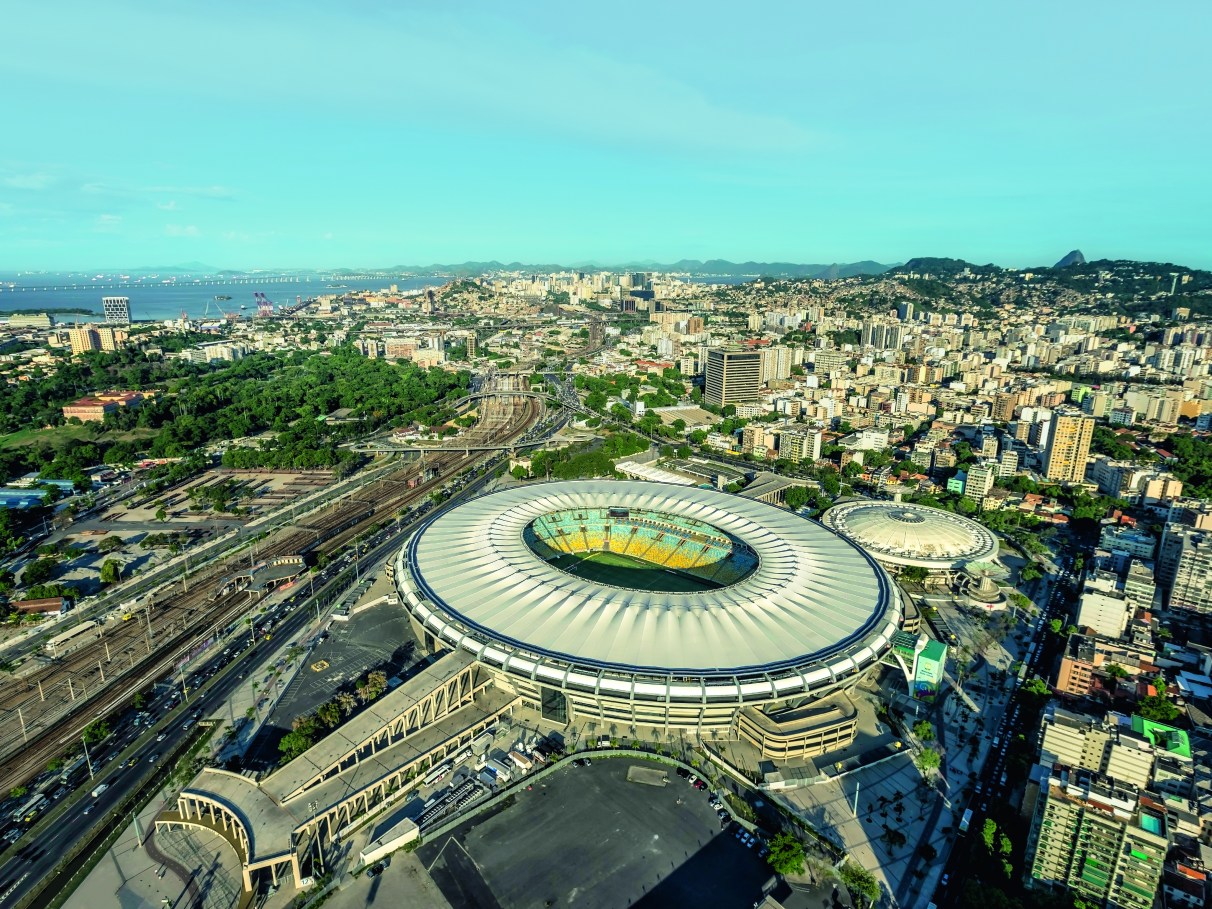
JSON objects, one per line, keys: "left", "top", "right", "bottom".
{"left": 546, "top": 550, "right": 721, "bottom": 592}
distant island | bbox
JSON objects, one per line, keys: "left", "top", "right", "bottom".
{"left": 0, "top": 307, "right": 98, "bottom": 316}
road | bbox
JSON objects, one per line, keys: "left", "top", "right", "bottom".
{"left": 929, "top": 559, "right": 1072, "bottom": 909}
{"left": 0, "top": 421, "right": 532, "bottom": 908}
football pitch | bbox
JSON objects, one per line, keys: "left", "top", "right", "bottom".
{"left": 547, "top": 550, "right": 721, "bottom": 592}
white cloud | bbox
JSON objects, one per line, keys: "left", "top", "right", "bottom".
{"left": 4, "top": 173, "right": 55, "bottom": 190}
{"left": 157, "top": 200, "right": 178, "bottom": 211}
{"left": 165, "top": 224, "right": 200, "bottom": 237}
{"left": 94, "top": 214, "right": 122, "bottom": 232}
{"left": 147, "top": 185, "right": 233, "bottom": 200}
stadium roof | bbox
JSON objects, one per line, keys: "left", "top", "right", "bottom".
{"left": 403, "top": 480, "right": 898, "bottom": 677}
{"left": 822, "top": 500, "right": 998, "bottom": 571}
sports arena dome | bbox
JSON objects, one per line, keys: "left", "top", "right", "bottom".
{"left": 821, "top": 500, "right": 998, "bottom": 575}
{"left": 396, "top": 480, "right": 902, "bottom": 729}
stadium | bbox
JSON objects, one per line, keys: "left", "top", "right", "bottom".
{"left": 396, "top": 480, "right": 907, "bottom": 754}
{"left": 821, "top": 499, "right": 999, "bottom": 582}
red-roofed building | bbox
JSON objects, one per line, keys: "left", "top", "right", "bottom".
{"left": 62, "top": 391, "right": 145, "bottom": 423}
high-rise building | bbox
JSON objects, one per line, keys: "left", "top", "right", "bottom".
{"left": 760, "top": 345, "right": 792, "bottom": 383}
{"left": 1043, "top": 411, "right": 1095, "bottom": 483}
{"left": 704, "top": 349, "right": 762, "bottom": 407}
{"left": 992, "top": 391, "right": 1020, "bottom": 422}
{"left": 102, "top": 296, "right": 131, "bottom": 325}
{"left": 778, "top": 428, "right": 823, "bottom": 464}
{"left": 1157, "top": 526, "right": 1212, "bottom": 614}
{"left": 896, "top": 301, "right": 914, "bottom": 322}
{"left": 465, "top": 335, "right": 478, "bottom": 358}
{"left": 68, "top": 325, "right": 100, "bottom": 356}
{"left": 964, "top": 464, "right": 997, "bottom": 506}
{"left": 95, "top": 325, "right": 128, "bottom": 352}
{"left": 1027, "top": 768, "right": 1168, "bottom": 909}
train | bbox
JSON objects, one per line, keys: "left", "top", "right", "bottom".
{"left": 44, "top": 621, "right": 99, "bottom": 657}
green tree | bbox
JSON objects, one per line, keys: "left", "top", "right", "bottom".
{"left": 21, "top": 557, "right": 58, "bottom": 587}
{"left": 9, "top": 786, "right": 28, "bottom": 799}
{"left": 82, "top": 719, "right": 110, "bottom": 744}
{"left": 900, "top": 566, "right": 929, "bottom": 584}
{"left": 99, "top": 559, "right": 122, "bottom": 585}
{"left": 316, "top": 700, "right": 341, "bottom": 728}
{"left": 155, "top": 506, "right": 168, "bottom": 523}
{"left": 1137, "top": 693, "right": 1179, "bottom": 722}
{"left": 840, "top": 862, "right": 881, "bottom": 907}
{"left": 97, "top": 535, "right": 124, "bottom": 554}
{"left": 916, "top": 747, "right": 941, "bottom": 773}
{"left": 912, "top": 720, "right": 935, "bottom": 742}
{"left": 783, "top": 486, "right": 810, "bottom": 511}
{"left": 766, "top": 831, "right": 806, "bottom": 875}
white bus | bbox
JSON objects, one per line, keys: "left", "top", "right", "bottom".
{"left": 423, "top": 761, "right": 454, "bottom": 787}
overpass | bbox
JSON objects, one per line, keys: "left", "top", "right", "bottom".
{"left": 158, "top": 650, "right": 518, "bottom": 892}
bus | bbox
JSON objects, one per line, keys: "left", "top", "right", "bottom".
{"left": 59, "top": 756, "right": 88, "bottom": 785}
{"left": 958, "top": 808, "right": 973, "bottom": 835}
{"left": 423, "top": 761, "right": 454, "bottom": 787}
{"left": 13, "top": 794, "right": 48, "bottom": 824}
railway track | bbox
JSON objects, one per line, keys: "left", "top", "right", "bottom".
{"left": 0, "top": 388, "right": 542, "bottom": 793}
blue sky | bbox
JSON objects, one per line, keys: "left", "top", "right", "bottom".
{"left": 2, "top": 1, "right": 1210, "bottom": 270}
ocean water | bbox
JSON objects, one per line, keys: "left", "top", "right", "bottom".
{"left": 0, "top": 274, "right": 444, "bottom": 322}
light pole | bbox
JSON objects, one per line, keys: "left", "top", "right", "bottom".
{"left": 82, "top": 733, "right": 95, "bottom": 780}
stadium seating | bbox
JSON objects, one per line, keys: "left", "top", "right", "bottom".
{"left": 529, "top": 507, "right": 757, "bottom": 585}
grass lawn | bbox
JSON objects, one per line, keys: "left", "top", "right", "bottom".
{"left": 547, "top": 549, "right": 721, "bottom": 592}
{"left": 0, "top": 425, "right": 156, "bottom": 450}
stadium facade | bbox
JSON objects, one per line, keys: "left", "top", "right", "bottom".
{"left": 397, "top": 480, "right": 905, "bottom": 754}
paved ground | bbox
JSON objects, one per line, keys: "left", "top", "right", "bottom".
{"left": 62, "top": 796, "right": 244, "bottom": 909}
{"left": 418, "top": 759, "right": 771, "bottom": 909}
{"left": 242, "top": 594, "right": 420, "bottom": 771}
{"left": 323, "top": 853, "right": 454, "bottom": 909}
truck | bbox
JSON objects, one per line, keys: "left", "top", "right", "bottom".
{"left": 487, "top": 759, "right": 513, "bottom": 785}
{"left": 958, "top": 808, "right": 973, "bottom": 834}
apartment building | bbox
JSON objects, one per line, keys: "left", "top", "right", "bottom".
{"left": 1042, "top": 410, "right": 1095, "bottom": 483}
{"left": 1028, "top": 768, "right": 1168, "bottom": 909}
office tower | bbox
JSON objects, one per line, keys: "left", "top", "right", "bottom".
{"left": 1028, "top": 769, "right": 1167, "bottom": 909}
{"left": 1157, "top": 526, "right": 1212, "bottom": 614}
{"left": 1043, "top": 411, "right": 1095, "bottom": 483}
{"left": 102, "top": 296, "right": 131, "bottom": 325}
{"left": 704, "top": 349, "right": 762, "bottom": 407}
{"left": 896, "top": 301, "right": 914, "bottom": 322}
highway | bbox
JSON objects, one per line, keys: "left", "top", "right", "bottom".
{"left": 0, "top": 391, "right": 551, "bottom": 909}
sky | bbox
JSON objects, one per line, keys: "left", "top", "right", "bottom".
{"left": 2, "top": 1, "right": 1210, "bottom": 271}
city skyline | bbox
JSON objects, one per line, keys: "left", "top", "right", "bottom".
{"left": 3, "top": 1, "right": 1211, "bottom": 270}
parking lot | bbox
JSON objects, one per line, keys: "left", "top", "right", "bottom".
{"left": 417, "top": 759, "right": 771, "bottom": 909}
{"left": 241, "top": 594, "right": 420, "bottom": 771}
